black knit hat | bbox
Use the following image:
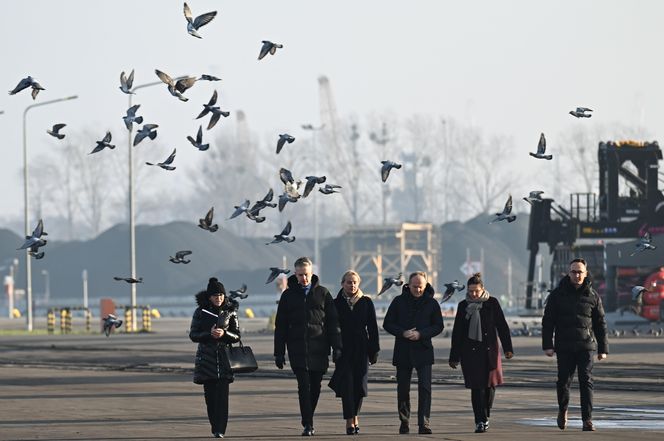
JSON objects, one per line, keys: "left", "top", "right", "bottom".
{"left": 206, "top": 277, "right": 226, "bottom": 296}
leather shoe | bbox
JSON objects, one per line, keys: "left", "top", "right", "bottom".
{"left": 346, "top": 426, "right": 354, "bottom": 435}
{"left": 474, "top": 422, "right": 486, "bottom": 433}
{"left": 399, "top": 422, "right": 409, "bottom": 434}
{"left": 418, "top": 426, "right": 432, "bottom": 434}
{"left": 557, "top": 408, "right": 568, "bottom": 430}
{"left": 582, "top": 420, "right": 595, "bottom": 431}
{"left": 302, "top": 425, "right": 315, "bottom": 436}
{"left": 354, "top": 426, "right": 360, "bottom": 434}
{"left": 212, "top": 433, "right": 224, "bottom": 438}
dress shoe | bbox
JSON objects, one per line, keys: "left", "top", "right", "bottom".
{"left": 582, "top": 420, "right": 595, "bottom": 431}
{"left": 354, "top": 426, "right": 360, "bottom": 434}
{"left": 399, "top": 422, "right": 409, "bottom": 434}
{"left": 557, "top": 408, "right": 568, "bottom": 430}
{"left": 483, "top": 420, "right": 490, "bottom": 432}
{"left": 212, "top": 433, "right": 224, "bottom": 438}
{"left": 474, "top": 422, "right": 486, "bottom": 433}
{"left": 418, "top": 426, "right": 433, "bottom": 434}
{"left": 301, "top": 425, "right": 315, "bottom": 436}
{"left": 346, "top": 426, "right": 355, "bottom": 435}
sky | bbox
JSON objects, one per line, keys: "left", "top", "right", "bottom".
{"left": 1, "top": 0, "right": 663, "bottom": 233}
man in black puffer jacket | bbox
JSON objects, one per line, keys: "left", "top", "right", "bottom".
{"left": 383, "top": 271, "right": 444, "bottom": 435}
{"left": 542, "top": 258, "right": 608, "bottom": 432}
{"left": 274, "top": 257, "right": 342, "bottom": 436}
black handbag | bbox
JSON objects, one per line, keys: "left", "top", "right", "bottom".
{"left": 224, "top": 341, "right": 258, "bottom": 374}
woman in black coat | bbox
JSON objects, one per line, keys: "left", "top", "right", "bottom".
{"left": 189, "top": 278, "right": 240, "bottom": 439}
{"left": 329, "top": 270, "right": 380, "bottom": 435}
{"left": 449, "top": 273, "right": 513, "bottom": 434}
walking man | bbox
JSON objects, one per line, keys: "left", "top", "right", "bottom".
{"left": 542, "top": 258, "right": 608, "bottom": 432}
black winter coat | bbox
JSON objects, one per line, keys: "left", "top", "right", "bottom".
{"left": 449, "top": 296, "right": 513, "bottom": 389}
{"left": 542, "top": 276, "right": 608, "bottom": 354}
{"left": 383, "top": 283, "right": 444, "bottom": 367}
{"left": 189, "top": 291, "right": 241, "bottom": 384}
{"left": 274, "top": 274, "right": 342, "bottom": 372}
{"left": 328, "top": 290, "right": 380, "bottom": 398}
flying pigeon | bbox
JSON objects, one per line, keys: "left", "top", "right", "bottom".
{"left": 9, "top": 76, "right": 45, "bottom": 100}
{"left": 169, "top": 250, "right": 192, "bottom": 264}
{"left": 133, "top": 124, "right": 158, "bottom": 146}
{"left": 113, "top": 276, "right": 143, "bottom": 284}
{"left": 252, "top": 188, "right": 277, "bottom": 210}
{"left": 569, "top": 107, "right": 593, "bottom": 118}
{"left": 28, "top": 246, "right": 45, "bottom": 260}
{"left": 276, "top": 134, "right": 295, "bottom": 154}
{"left": 229, "top": 200, "right": 250, "bottom": 219}
{"left": 17, "top": 219, "right": 48, "bottom": 251}
{"left": 377, "top": 273, "right": 404, "bottom": 296}
{"left": 267, "top": 221, "right": 295, "bottom": 244}
{"left": 630, "top": 231, "right": 657, "bottom": 256}
{"left": 196, "top": 90, "right": 229, "bottom": 130}
{"left": 119, "top": 69, "right": 135, "bottom": 94}
{"left": 229, "top": 284, "right": 248, "bottom": 299}
{"left": 183, "top": 2, "right": 217, "bottom": 39}
{"left": 123, "top": 104, "right": 143, "bottom": 130}
{"left": 279, "top": 167, "right": 295, "bottom": 186}
{"left": 319, "top": 184, "right": 342, "bottom": 195}
{"left": 146, "top": 148, "right": 176, "bottom": 171}
{"left": 200, "top": 74, "right": 221, "bottom": 81}
{"left": 490, "top": 195, "right": 517, "bottom": 223}
{"left": 90, "top": 132, "right": 115, "bottom": 154}
{"left": 102, "top": 314, "right": 123, "bottom": 337}
{"left": 523, "top": 190, "right": 544, "bottom": 205}
{"left": 198, "top": 207, "right": 218, "bottom": 232}
{"left": 258, "top": 40, "right": 283, "bottom": 60}
{"left": 631, "top": 285, "right": 648, "bottom": 301}
{"left": 245, "top": 206, "right": 266, "bottom": 223}
{"left": 187, "top": 125, "right": 209, "bottom": 151}
{"left": 278, "top": 192, "right": 299, "bottom": 212}
{"left": 441, "top": 280, "right": 465, "bottom": 303}
{"left": 529, "top": 133, "right": 553, "bottom": 160}
{"left": 266, "top": 267, "right": 290, "bottom": 284}
{"left": 47, "top": 123, "right": 66, "bottom": 139}
{"left": 381, "top": 160, "right": 402, "bottom": 182}
{"left": 303, "top": 176, "right": 326, "bottom": 198}
{"left": 155, "top": 69, "right": 197, "bottom": 101}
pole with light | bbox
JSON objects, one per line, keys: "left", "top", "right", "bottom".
{"left": 301, "top": 123, "right": 325, "bottom": 276}
{"left": 23, "top": 95, "right": 78, "bottom": 331}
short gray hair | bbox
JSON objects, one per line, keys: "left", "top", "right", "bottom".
{"left": 294, "top": 256, "right": 313, "bottom": 269}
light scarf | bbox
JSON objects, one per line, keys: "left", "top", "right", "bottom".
{"left": 343, "top": 289, "right": 364, "bottom": 310}
{"left": 465, "top": 289, "right": 490, "bottom": 341}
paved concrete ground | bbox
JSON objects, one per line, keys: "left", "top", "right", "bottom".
{"left": 0, "top": 318, "right": 663, "bottom": 440}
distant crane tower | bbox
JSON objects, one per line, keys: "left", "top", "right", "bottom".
{"left": 318, "top": 76, "right": 341, "bottom": 151}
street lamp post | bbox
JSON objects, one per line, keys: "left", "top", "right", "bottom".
{"left": 23, "top": 95, "right": 78, "bottom": 331}
{"left": 370, "top": 122, "right": 391, "bottom": 225}
{"left": 301, "top": 123, "right": 325, "bottom": 276}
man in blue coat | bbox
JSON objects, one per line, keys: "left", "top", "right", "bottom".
{"left": 383, "top": 271, "right": 444, "bottom": 435}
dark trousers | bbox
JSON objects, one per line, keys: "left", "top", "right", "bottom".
{"left": 203, "top": 380, "right": 229, "bottom": 435}
{"left": 556, "top": 351, "right": 594, "bottom": 421}
{"left": 293, "top": 368, "right": 324, "bottom": 427}
{"left": 471, "top": 387, "right": 495, "bottom": 424}
{"left": 396, "top": 364, "right": 432, "bottom": 428}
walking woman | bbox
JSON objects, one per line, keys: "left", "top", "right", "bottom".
{"left": 329, "top": 270, "right": 380, "bottom": 435}
{"left": 449, "top": 273, "right": 513, "bottom": 433}
{"left": 189, "top": 277, "right": 241, "bottom": 439}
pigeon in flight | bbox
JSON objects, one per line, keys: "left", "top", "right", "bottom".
{"left": 198, "top": 207, "right": 218, "bottom": 232}
{"left": 529, "top": 133, "right": 553, "bottom": 160}
{"left": 113, "top": 276, "right": 143, "bottom": 284}
{"left": 47, "top": 123, "right": 66, "bottom": 140}
{"left": 381, "top": 160, "right": 402, "bottom": 182}
{"left": 266, "top": 267, "right": 290, "bottom": 284}
{"left": 28, "top": 246, "right": 45, "bottom": 260}
{"left": 146, "top": 148, "right": 176, "bottom": 171}
{"left": 196, "top": 90, "right": 230, "bottom": 130}
{"left": 200, "top": 74, "right": 221, "bottom": 81}
{"left": 523, "top": 190, "right": 544, "bottom": 205}
{"left": 303, "top": 176, "right": 326, "bottom": 198}
{"left": 319, "top": 184, "right": 342, "bottom": 195}
{"left": 102, "top": 314, "right": 123, "bottom": 337}
{"left": 183, "top": 2, "right": 217, "bottom": 39}
{"left": 279, "top": 167, "right": 295, "bottom": 186}
{"left": 169, "top": 250, "right": 192, "bottom": 264}
{"left": 441, "top": 280, "right": 465, "bottom": 303}
{"left": 155, "top": 69, "right": 197, "bottom": 102}
{"left": 9, "top": 76, "right": 45, "bottom": 100}
{"left": 630, "top": 231, "right": 657, "bottom": 256}
{"left": 377, "top": 273, "right": 403, "bottom": 296}
{"left": 569, "top": 107, "right": 593, "bottom": 118}
{"left": 123, "top": 104, "right": 143, "bottom": 130}
{"left": 278, "top": 192, "right": 299, "bottom": 212}
{"left": 267, "top": 221, "right": 296, "bottom": 244}
{"left": 276, "top": 134, "right": 295, "bottom": 154}
{"left": 17, "top": 219, "right": 48, "bottom": 251}
{"left": 229, "top": 284, "right": 248, "bottom": 300}
{"left": 490, "top": 195, "right": 517, "bottom": 223}
{"left": 245, "top": 206, "right": 266, "bottom": 223}
{"left": 119, "top": 69, "right": 135, "bottom": 94}
{"left": 258, "top": 40, "right": 283, "bottom": 60}
{"left": 90, "top": 132, "right": 115, "bottom": 154}
{"left": 187, "top": 125, "right": 209, "bottom": 151}
{"left": 133, "top": 124, "right": 158, "bottom": 146}
{"left": 252, "top": 188, "right": 277, "bottom": 210}
{"left": 229, "top": 200, "right": 250, "bottom": 219}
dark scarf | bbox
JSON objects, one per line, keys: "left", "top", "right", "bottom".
{"left": 465, "top": 289, "right": 490, "bottom": 341}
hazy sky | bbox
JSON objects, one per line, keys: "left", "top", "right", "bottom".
{"left": 1, "top": 0, "right": 662, "bottom": 230}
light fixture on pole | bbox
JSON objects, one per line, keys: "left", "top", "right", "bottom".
{"left": 22, "top": 95, "right": 78, "bottom": 331}
{"left": 301, "top": 123, "right": 325, "bottom": 276}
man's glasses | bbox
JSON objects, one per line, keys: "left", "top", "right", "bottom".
{"left": 570, "top": 270, "right": 586, "bottom": 275}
